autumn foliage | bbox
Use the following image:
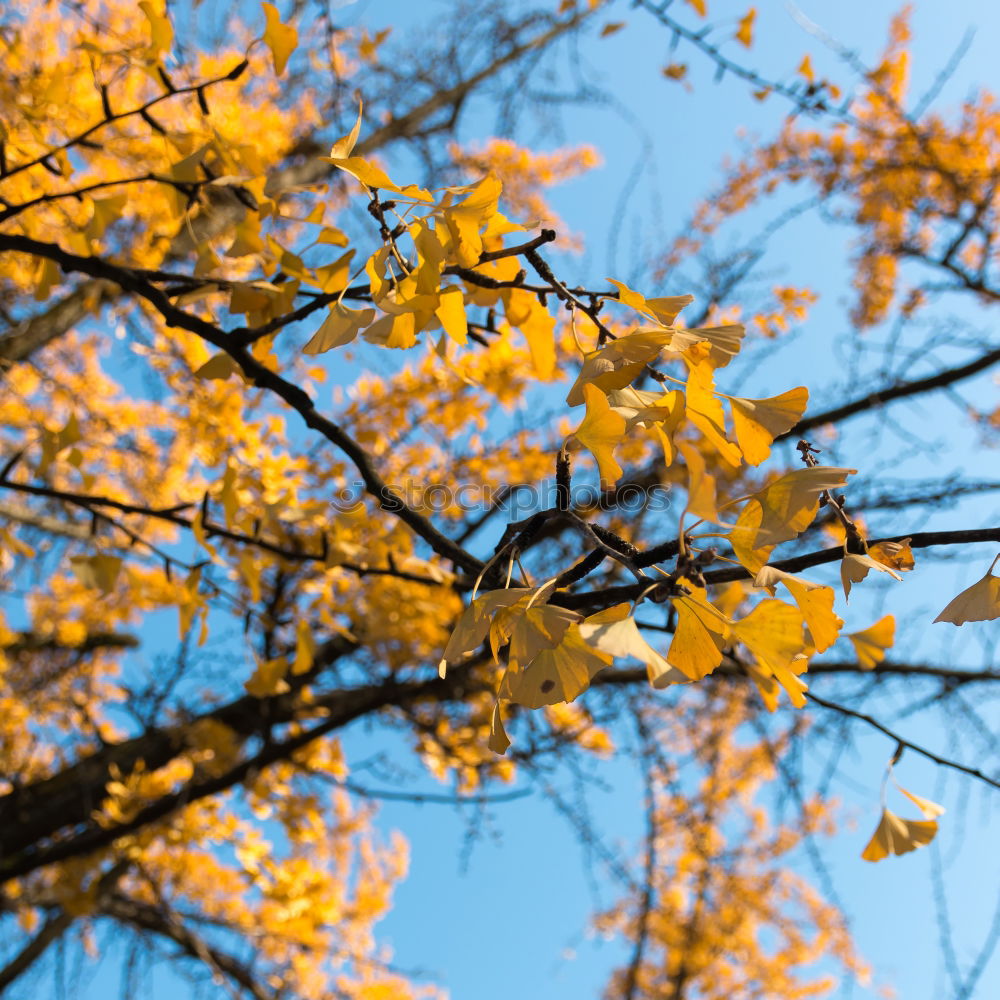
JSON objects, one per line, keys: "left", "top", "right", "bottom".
{"left": 0, "top": 1, "right": 997, "bottom": 998}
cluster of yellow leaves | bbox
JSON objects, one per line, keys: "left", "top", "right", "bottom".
{"left": 595, "top": 690, "right": 870, "bottom": 997}
{"left": 401, "top": 190, "right": 926, "bottom": 745}
{"left": 0, "top": 0, "right": 319, "bottom": 299}
{"left": 25, "top": 742, "right": 421, "bottom": 1000}
{"left": 448, "top": 138, "right": 601, "bottom": 248}
{"left": 0, "top": 8, "right": 495, "bottom": 992}
{"left": 667, "top": 7, "right": 1000, "bottom": 329}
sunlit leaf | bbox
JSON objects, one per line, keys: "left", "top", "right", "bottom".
{"left": 840, "top": 553, "right": 902, "bottom": 601}
{"left": 500, "top": 626, "right": 612, "bottom": 708}
{"left": 566, "top": 329, "right": 671, "bottom": 405}
{"left": 262, "top": 2, "right": 298, "bottom": 75}
{"left": 753, "top": 566, "right": 842, "bottom": 653}
{"left": 736, "top": 8, "right": 756, "bottom": 48}
{"left": 730, "top": 467, "right": 856, "bottom": 572}
{"left": 666, "top": 586, "right": 731, "bottom": 680}
{"left": 138, "top": 0, "right": 173, "bottom": 56}
{"left": 895, "top": 784, "right": 945, "bottom": 819}
{"left": 302, "top": 304, "right": 376, "bottom": 354}
{"left": 435, "top": 286, "right": 468, "bottom": 345}
{"left": 570, "top": 384, "right": 627, "bottom": 488}
{"left": 731, "top": 598, "right": 809, "bottom": 707}
{"left": 933, "top": 554, "right": 1000, "bottom": 625}
{"left": 861, "top": 808, "right": 937, "bottom": 862}
{"left": 729, "top": 387, "right": 808, "bottom": 466}
{"left": 845, "top": 615, "right": 895, "bottom": 669}
{"left": 868, "top": 536, "right": 915, "bottom": 574}
{"left": 580, "top": 604, "right": 691, "bottom": 688}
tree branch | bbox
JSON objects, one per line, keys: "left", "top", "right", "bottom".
{"left": 781, "top": 345, "right": 1000, "bottom": 439}
{"left": 805, "top": 691, "right": 1000, "bottom": 791}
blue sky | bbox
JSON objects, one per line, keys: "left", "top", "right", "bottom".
{"left": 65, "top": 1, "right": 1000, "bottom": 998}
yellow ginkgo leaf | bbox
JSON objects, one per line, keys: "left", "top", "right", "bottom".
{"left": 732, "top": 598, "right": 810, "bottom": 708}
{"left": 666, "top": 586, "right": 731, "bottom": 680}
{"left": 743, "top": 660, "right": 782, "bottom": 713}
{"left": 329, "top": 156, "right": 433, "bottom": 201}
{"left": 797, "top": 53, "right": 815, "bottom": 83}
{"left": 138, "top": 0, "right": 173, "bottom": 56}
{"left": 840, "top": 553, "right": 903, "bottom": 601}
{"left": 70, "top": 553, "right": 123, "bottom": 594}
{"left": 609, "top": 387, "right": 685, "bottom": 466}
{"left": 731, "top": 598, "right": 806, "bottom": 670}
{"left": 292, "top": 619, "right": 315, "bottom": 676}
{"left": 579, "top": 604, "right": 691, "bottom": 688}
{"left": 565, "top": 330, "right": 671, "bottom": 406}
{"left": 666, "top": 324, "right": 745, "bottom": 368}
{"left": 933, "top": 554, "right": 1000, "bottom": 625}
{"left": 895, "top": 784, "right": 945, "bottom": 819}
{"left": 607, "top": 387, "right": 681, "bottom": 427}
{"left": 503, "top": 602, "right": 581, "bottom": 668}
{"left": 499, "top": 626, "right": 612, "bottom": 709}
{"left": 438, "top": 173, "right": 504, "bottom": 267}
{"left": 730, "top": 466, "right": 856, "bottom": 572}
{"left": 438, "top": 588, "right": 533, "bottom": 676}
{"left": 736, "top": 7, "right": 756, "bottom": 48}
{"left": 606, "top": 278, "right": 693, "bottom": 327}
{"left": 868, "top": 536, "right": 915, "bottom": 574}
{"left": 302, "top": 304, "right": 376, "bottom": 354}
{"left": 435, "top": 287, "right": 468, "bottom": 345}
{"left": 313, "top": 250, "right": 355, "bottom": 294}
{"left": 729, "top": 387, "right": 809, "bottom": 466}
{"left": 193, "top": 353, "right": 240, "bottom": 381}
{"left": 488, "top": 701, "right": 511, "bottom": 755}
{"left": 845, "top": 614, "right": 895, "bottom": 669}
{"left": 570, "top": 384, "right": 627, "bottom": 488}
{"left": 329, "top": 102, "right": 363, "bottom": 160}
{"left": 753, "top": 566, "right": 842, "bottom": 653}
{"left": 861, "top": 808, "right": 938, "bottom": 862}
{"left": 677, "top": 439, "right": 719, "bottom": 523}
{"left": 245, "top": 656, "right": 290, "bottom": 698}
{"left": 261, "top": 2, "right": 297, "bottom": 75}
{"left": 503, "top": 287, "right": 556, "bottom": 379}
{"left": 685, "top": 360, "right": 742, "bottom": 467}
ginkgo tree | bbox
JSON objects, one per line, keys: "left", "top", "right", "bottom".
{"left": 0, "top": 0, "right": 998, "bottom": 998}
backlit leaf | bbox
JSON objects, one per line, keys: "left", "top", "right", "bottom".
{"left": 895, "top": 784, "right": 945, "bottom": 819}
{"left": 570, "top": 384, "right": 627, "bottom": 488}
{"left": 933, "top": 554, "right": 1000, "bottom": 625}
{"left": 302, "top": 304, "right": 376, "bottom": 354}
{"left": 666, "top": 586, "right": 731, "bottom": 680}
{"left": 845, "top": 615, "right": 895, "bottom": 669}
{"left": 579, "top": 604, "right": 691, "bottom": 688}
{"left": 488, "top": 702, "right": 511, "bottom": 754}
{"left": 730, "top": 467, "right": 856, "bottom": 571}
{"left": 736, "top": 8, "right": 756, "bottom": 48}
{"left": 861, "top": 808, "right": 937, "bottom": 862}
{"left": 868, "top": 536, "right": 915, "bottom": 574}
{"left": 729, "top": 387, "right": 808, "bottom": 466}
{"left": 840, "top": 553, "right": 902, "bottom": 601}
{"left": 500, "top": 626, "right": 612, "bottom": 708}
{"left": 262, "top": 2, "right": 298, "bottom": 75}
{"left": 753, "top": 566, "right": 842, "bottom": 653}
